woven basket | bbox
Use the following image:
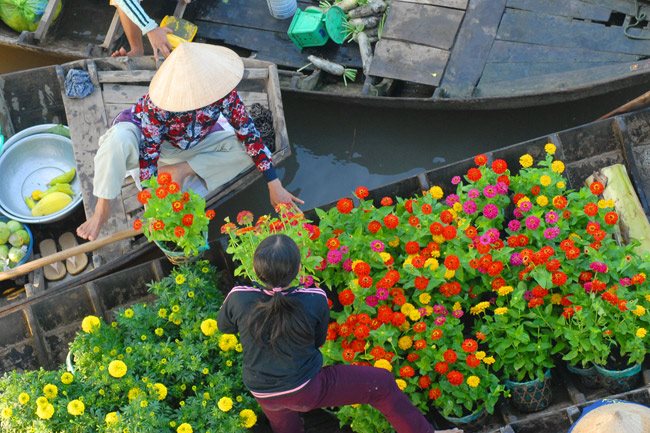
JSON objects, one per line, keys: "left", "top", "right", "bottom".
{"left": 155, "top": 232, "right": 209, "bottom": 265}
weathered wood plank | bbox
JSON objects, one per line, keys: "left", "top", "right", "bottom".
{"left": 394, "top": 0, "right": 467, "bottom": 10}
{"left": 506, "top": 0, "right": 612, "bottom": 21}
{"left": 382, "top": 1, "right": 464, "bottom": 50}
{"left": 480, "top": 61, "right": 618, "bottom": 83}
{"left": 497, "top": 9, "right": 650, "bottom": 56}
{"left": 104, "top": 103, "right": 132, "bottom": 124}
{"left": 488, "top": 40, "right": 640, "bottom": 63}
{"left": 102, "top": 84, "right": 148, "bottom": 105}
{"left": 266, "top": 64, "right": 290, "bottom": 159}
{"left": 196, "top": 22, "right": 363, "bottom": 69}
{"left": 435, "top": 0, "right": 505, "bottom": 98}
{"left": 0, "top": 77, "right": 16, "bottom": 137}
{"left": 369, "top": 39, "right": 449, "bottom": 86}
{"left": 196, "top": 0, "right": 301, "bottom": 33}
{"left": 584, "top": 0, "right": 650, "bottom": 15}
{"left": 239, "top": 91, "right": 269, "bottom": 108}
{"left": 98, "top": 70, "right": 156, "bottom": 83}
{"left": 33, "top": 0, "right": 63, "bottom": 41}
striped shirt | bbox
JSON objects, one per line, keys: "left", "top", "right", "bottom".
{"left": 217, "top": 285, "right": 329, "bottom": 396}
{"left": 112, "top": 0, "right": 157, "bottom": 34}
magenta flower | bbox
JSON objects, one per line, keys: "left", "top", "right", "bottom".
{"left": 370, "top": 240, "right": 385, "bottom": 252}
{"left": 508, "top": 220, "right": 521, "bottom": 232}
{"left": 513, "top": 208, "right": 523, "bottom": 219}
{"left": 327, "top": 249, "right": 342, "bottom": 265}
{"left": 545, "top": 211, "right": 559, "bottom": 225}
{"left": 620, "top": 277, "right": 632, "bottom": 287}
{"left": 495, "top": 182, "right": 508, "bottom": 195}
{"left": 468, "top": 188, "right": 480, "bottom": 199}
{"left": 340, "top": 245, "right": 350, "bottom": 255}
{"left": 510, "top": 253, "right": 523, "bottom": 266}
{"left": 434, "top": 316, "right": 446, "bottom": 326}
{"left": 590, "top": 261, "right": 608, "bottom": 273}
{"left": 486, "top": 228, "right": 500, "bottom": 242}
{"left": 523, "top": 290, "right": 534, "bottom": 301}
{"left": 519, "top": 200, "right": 532, "bottom": 213}
{"left": 479, "top": 234, "right": 491, "bottom": 245}
{"left": 445, "top": 194, "right": 460, "bottom": 206}
{"left": 525, "top": 215, "right": 540, "bottom": 230}
{"left": 365, "top": 295, "right": 379, "bottom": 307}
{"left": 300, "top": 275, "right": 315, "bottom": 287}
{"left": 583, "top": 282, "right": 594, "bottom": 293}
{"left": 543, "top": 227, "right": 560, "bottom": 240}
{"left": 342, "top": 259, "right": 353, "bottom": 272}
{"left": 483, "top": 185, "right": 497, "bottom": 199}
{"left": 483, "top": 204, "right": 499, "bottom": 219}
{"left": 463, "top": 200, "right": 477, "bottom": 215}
{"left": 452, "top": 176, "right": 461, "bottom": 185}
{"left": 452, "top": 309, "right": 464, "bottom": 318}
{"left": 376, "top": 287, "right": 389, "bottom": 300}
{"left": 432, "top": 304, "right": 448, "bottom": 315}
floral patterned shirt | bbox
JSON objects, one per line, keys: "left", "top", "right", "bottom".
{"left": 129, "top": 90, "right": 276, "bottom": 182}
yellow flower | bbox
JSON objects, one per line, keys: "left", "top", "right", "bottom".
{"left": 81, "top": 315, "right": 101, "bottom": 333}
{"left": 432, "top": 234, "right": 445, "bottom": 244}
{"left": 379, "top": 252, "right": 392, "bottom": 264}
{"left": 418, "top": 293, "right": 431, "bottom": 305}
{"left": 598, "top": 199, "right": 615, "bottom": 208}
{"left": 374, "top": 359, "right": 393, "bottom": 372}
{"left": 18, "top": 393, "right": 30, "bottom": 405}
{"left": 1, "top": 407, "right": 12, "bottom": 419}
{"left": 240, "top": 409, "right": 257, "bottom": 428}
{"left": 67, "top": 399, "right": 85, "bottom": 416}
{"left": 202, "top": 368, "right": 209, "bottom": 375}
{"left": 236, "top": 395, "right": 243, "bottom": 402}
{"left": 175, "top": 274, "right": 186, "bottom": 285}
{"left": 483, "top": 356, "right": 496, "bottom": 365}
{"left": 36, "top": 397, "right": 48, "bottom": 407}
{"left": 516, "top": 196, "right": 530, "bottom": 207}
{"left": 401, "top": 303, "right": 415, "bottom": 315}
{"left": 218, "top": 334, "right": 238, "bottom": 352}
{"left": 177, "top": 422, "right": 193, "bottom": 433}
{"left": 201, "top": 266, "right": 210, "bottom": 273}
{"left": 539, "top": 175, "right": 552, "bottom": 186}
{"left": 444, "top": 269, "right": 455, "bottom": 280}
{"left": 158, "top": 308, "right": 167, "bottom": 318}
{"left": 429, "top": 186, "right": 443, "bottom": 199}
{"left": 475, "top": 351, "right": 486, "bottom": 360}
{"left": 398, "top": 336, "right": 413, "bottom": 350}
{"left": 36, "top": 403, "right": 54, "bottom": 420}
{"left": 467, "top": 376, "right": 480, "bottom": 388}
{"left": 453, "top": 202, "right": 463, "bottom": 213}
{"left": 140, "top": 400, "right": 148, "bottom": 408}
{"left": 123, "top": 308, "right": 135, "bottom": 318}
{"left": 217, "top": 397, "right": 233, "bottom": 412}
{"left": 424, "top": 258, "right": 439, "bottom": 271}
{"left": 395, "top": 379, "right": 407, "bottom": 391}
{"left": 536, "top": 195, "right": 549, "bottom": 207}
{"left": 226, "top": 360, "right": 233, "bottom": 367}
{"left": 155, "top": 328, "right": 164, "bottom": 336}
{"left": 105, "top": 412, "right": 119, "bottom": 425}
{"left": 200, "top": 319, "right": 218, "bottom": 336}
{"left": 452, "top": 302, "right": 462, "bottom": 311}
{"left": 494, "top": 307, "right": 508, "bottom": 315}
{"left": 545, "top": 143, "right": 556, "bottom": 155}
{"left": 408, "top": 310, "right": 421, "bottom": 321}
{"left": 388, "top": 236, "right": 400, "bottom": 248}
{"left": 550, "top": 294, "right": 562, "bottom": 305}
{"left": 636, "top": 328, "right": 647, "bottom": 338}
{"left": 235, "top": 343, "right": 243, "bottom": 353}
{"left": 128, "top": 388, "right": 142, "bottom": 401}
{"left": 497, "top": 286, "right": 513, "bottom": 296}
{"left": 43, "top": 384, "right": 58, "bottom": 399}
{"left": 519, "top": 154, "right": 533, "bottom": 168}
{"left": 61, "top": 372, "right": 74, "bottom": 385}
{"left": 556, "top": 181, "right": 566, "bottom": 189}
{"left": 108, "top": 360, "right": 128, "bottom": 378}
{"left": 187, "top": 291, "right": 195, "bottom": 298}
{"left": 634, "top": 305, "right": 646, "bottom": 317}
{"left": 551, "top": 160, "right": 565, "bottom": 173}
{"left": 470, "top": 302, "right": 490, "bottom": 315}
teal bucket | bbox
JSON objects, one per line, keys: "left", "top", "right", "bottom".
{"left": 287, "top": 6, "right": 347, "bottom": 49}
{"left": 595, "top": 363, "right": 641, "bottom": 394}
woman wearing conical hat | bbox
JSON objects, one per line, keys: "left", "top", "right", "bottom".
{"left": 77, "top": 43, "right": 302, "bottom": 241}
{"left": 569, "top": 399, "right": 650, "bottom": 433}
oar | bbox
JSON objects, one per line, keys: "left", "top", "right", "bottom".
{"left": 0, "top": 228, "right": 142, "bottom": 282}
{"left": 598, "top": 89, "right": 650, "bottom": 120}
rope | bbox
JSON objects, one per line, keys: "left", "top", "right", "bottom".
{"left": 624, "top": 0, "right": 650, "bottom": 40}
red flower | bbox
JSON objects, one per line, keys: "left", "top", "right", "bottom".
{"left": 492, "top": 159, "right": 508, "bottom": 174}
{"left": 435, "top": 362, "right": 449, "bottom": 374}
{"left": 413, "top": 322, "right": 426, "bottom": 333}
{"left": 155, "top": 187, "right": 168, "bottom": 199}
{"left": 429, "top": 222, "right": 443, "bottom": 236}
{"left": 532, "top": 286, "right": 549, "bottom": 298}
{"left": 604, "top": 211, "right": 618, "bottom": 225}
{"left": 562, "top": 307, "right": 575, "bottom": 319}
{"left": 399, "top": 366, "right": 415, "bottom": 378}
{"left": 179, "top": 214, "right": 193, "bottom": 227}
{"left": 174, "top": 226, "right": 185, "bottom": 237}
{"left": 553, "top": 196, "right": 568, "bottom": 209}
{"left": 137, "top": 190, "right": 151, "bottom": 205}
{"left": 443, "top": 349, "right": 457, "bottom": 363}
{"left": 475, "top": 331, "right": 486, "bottom": 341}
{"left": 406, "top": 353, "right": 419, "bottom": 363}
{"left": 384, "top": 214, "right": 399, "bottom": 229}
{"left": 467, "top": 167, "right": 482, "bottom": 182}
{"left": 370, "top": 346, "right": 386, "bottom": 360}
{"left": 466, "top": 354, "right": 481, "bottom": 368}
{"left": 343, "top": 348, "right": 355, "bottom": 362}
{"left": 421, "top": 203, "right": 432, "bottom": 214}
{"left": 152, "top": 220, "right": 165, "bottom": 231}
{"left": 444, "top": 255, "right": 460, "bottom": 270}
{"left": 465, "top": 226, "right": 478, "bottom": 239}
{"left": 336, "top": 198, "right": 354, "bottom": 214}
{"left": 405, "top": 241, "right": 420, "bottom": 255}
{"left": 414, "top": 339, "right": 427, "bottom": 350}
{"left": 391, "top": 312, "right": 406, "bottom": 327}
{"left": 447, "top": 370, "right": 463, "bottom": 386}
{"left": 440, "top": 210, "right": 454, "bottom": 224}
{"left": 530, "top": 185, "right": 541, "bottom": 196}
{"left": 552, "top": 271, "right": 567, "bottom": 286}
{"left": 157, "top": 172, "right": 172, "bottom": 185}
{"left": 355, "top": 186, "right": 369, "bottom": 199}
{"left": 429, "top": 387, "right": 442, "bottom": 400}
{"left": 474, "top": 154, "right": 488, "bottom": 166}
{"left": 133, "top": 219, "right": 143, "bottom": 230}
{"left": 418, "top": 375, "right": 431, "bottom": 389}
{"left": 353, "top": 261, "right": 371, "bottom": 276}
{"left": 326, "top": 237, "right": 340, "bottom": 250}
{"left": 461, "top": 339, "right": 478, "bottom": 353}
{"left": 359, "top": 275, "right": 373, "bottom": 288}
{"left": 368, "top": 220, "right": 382, "bottom": 234}
{"left": 172, "top": 200, "right": 184, "bottom": 212}
{"left": 584, "top": 202, "right": 598, "bottom": 216}
{"left": 181, "top": 191, "right": 190, "bottom": 203}
{"left": 380, "top": 196, "right": 393, "bottom": 206}
{"left": 354, "top": 324, "right": 370, "bottom": 340}
{"left": 528, "top": 298, "right": 544, "bottom": 308}
{"left": 236, "top": 210, "right": 254, "bottom": 225}
{"left": 590, "top": 181, "right": 604, "bottom": 195}
{"left": 408, "top": 215, "right": 420, "bottom": 227}
{"left": 339, "top": 289, "right": 355, "bottom": 306}
{"left": 415, "top": 276, "right": 429, "bottom": 291}
{"left": 442, "top": 225, "right": 457, "bottom": 240}
{"left": 205, "top": 209, "right": 216, "bottom": 220}
{"left": 405, "top": 199, "right": 415, "bottom": 213}
{"left": 430, "top": 329, "right": 443, "bottom": 340}
{"left": 167, "top": 182, "right": 180, "bottom": 194}
{"left": 565, "top": 247, "right": 580, "bottom": 260}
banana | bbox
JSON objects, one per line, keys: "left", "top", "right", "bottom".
{"left": 31, "top": 192, "right": 72, "bottom": 216}
{"left": 24, "top": 197, "right": 36, "bottom": 210}
{"left": 48, "top": 168, "right": 76, "bottom": 186}
{"left": 44, "top": 183, "right": 74, "bottom": 197}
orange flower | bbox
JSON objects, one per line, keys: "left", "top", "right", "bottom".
{"left": 583, "top": 202, "right": 598, "bottom": 217}
{"left": 380, "top": 196, "right": 393, "bottom": 206}
{"left": 155, "top": 187, "right": 168, "bottom": 199}
{"left": 206, "top": 209, "right": 216, "bottom": 220}
{"left": 336, "top": 198, "right": 354, "bottom": 214}
{"left": 172, "top": 201, "right": 184, "bottom": 212}
{"left": 157, "top": 172, "right": 172, "bottom": 186}
{"left": 474, "top": 154, "right": 487, "bottom": 166}
{"left": 137, "top": 190, "right": 151, "bottom": 205}
{"left": 133, "top": 219, "right": 143, "bottom": 230}
{"left": 590, "top": 181, "right": 604, "bottom": 195}
{"left": 174, "top": 226, "right": 185, "bottom": 237}
{"left": 152, "top": 220, "right": 165, "bottom": 231}
{"left": 604, "top": 211, "right": 618, "bottom": 225}
{"left": 182, "top": 214, "right": 194, "bottom": 226}
{"left": 354, "top": 186, "right": 369, "bottom": 199}
{"left": 167, "top": 182, "right": 180, "bottom": 193}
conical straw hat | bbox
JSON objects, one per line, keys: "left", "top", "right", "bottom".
{"left": 572, "top": 402, "right": 650, "bottom": 433}
{"left": 149, "top": 42, "right": 244, "bottom": 112}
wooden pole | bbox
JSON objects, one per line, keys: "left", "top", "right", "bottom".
{"left": 0, "top": 228, "right": 142, "bottom": 282}
{"left": 598, "top": 89, "right": 650, "bottom": 120}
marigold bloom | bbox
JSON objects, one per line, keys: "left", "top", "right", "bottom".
{"left": 43, "top": 384, "right": 58, "bottom": 399}
{"left": 81, "top": 315, "right": 101, "bottom": 333}
{"left": 240, "top": 409, "right": 257, "bottom": 428}
{"left": 177, "top": 422, "right": 193, "bottom": 433}
{"left": 636, "top": 328, "right": 647, "bottom": 338}
{"left": 67, "top": 399, "right": 85, "bottom": 416}
{"left": 18, "top": 393, "right": 29, "bottom": 405}
{"left": 61, "top": 372, "right": 74, "bottom": 385}
{"left": 551, "top": 160, "right": 565, "bottom": 173}
{"left": 36, "top": 403, "right": 54, "bottom": 419}
{"left": 108, "top": 360, "right": 128, "bottom": 378}
{"left": 200, "top": 319, "right": 218, "bottom": 336}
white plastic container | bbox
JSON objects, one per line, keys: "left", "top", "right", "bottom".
{"left": 266, "top": 0, "right": 297, "bottom": 19}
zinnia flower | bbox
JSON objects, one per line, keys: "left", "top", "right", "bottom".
{"left": 483, "top": 204, "right": 498, "bottom": 219}
{"left": 467, "top": 376, "right": 481, "bottom": 388}
{"left": 451, "top": 176, "right": 461, "bottom": 185}
{"left": 463, "top": 200, "right": 477, "bottom": 215}
{"left": 326, "top": 249, "right": 343, "bottom": 265}
{"left": 525, "top": 215, "right": 540, "bottom": 230}
{"left": 637, "top": 328, "right": 647, "bottom": 338}
{"left": 519, "top": 154, "right": 533, "bottom": 168}
{"left": 508, "top": 220, "right": 521, "bottom": 232}
{"left": 374, "top": 359, "right": 393, "bottom": 371}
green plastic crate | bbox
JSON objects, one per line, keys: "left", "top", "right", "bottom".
{"left": 288, "top": 8, "right": 329, "bottom": 49}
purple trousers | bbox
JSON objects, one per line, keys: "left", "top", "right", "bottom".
{"left": 255, "top": 365, "right": 434, "bottom": 433}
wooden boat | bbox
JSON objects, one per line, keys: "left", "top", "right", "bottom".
{"left": 2, "top": 79, "right": 650, "bottom": 431}
{"left": 5, "top": 0, "right": 650, "bottom": 109}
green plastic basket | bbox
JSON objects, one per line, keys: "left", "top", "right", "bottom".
{"left": 287, "top": 6, "right": 347, "bottom": 49}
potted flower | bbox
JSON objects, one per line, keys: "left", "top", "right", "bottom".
{"left": 133, "top": 172, "right": 214, "bottom": 263}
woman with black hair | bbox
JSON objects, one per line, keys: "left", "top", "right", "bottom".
{"left": 217, "top": 234, "right": 462, "bottom": 433}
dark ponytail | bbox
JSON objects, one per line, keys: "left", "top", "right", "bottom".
{"left": 246, "top": 234, "right": 314, "bottom": 352}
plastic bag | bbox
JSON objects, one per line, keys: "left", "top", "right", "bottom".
{"left": 0, "top": 0, "right": 62, "bottom": 33}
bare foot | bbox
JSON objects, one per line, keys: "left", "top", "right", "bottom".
{"left": 77, "top": 199, "right": 111, "bottom": 241}
{"left": 111, "top": 46, "right": 144, "bottom": 57}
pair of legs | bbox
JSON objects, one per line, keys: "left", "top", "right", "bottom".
{"left": 111, "top": 6, "right": 145, "bottom": 57}
{"left": 256, "top": 365, "right": 462, "bottom": 433}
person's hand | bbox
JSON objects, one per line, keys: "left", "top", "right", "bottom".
{"left": 268, "top": 179, "right": 303, "bottom": 211}
{"left": 146, "top": 26, "right": 173, "bottom": 59}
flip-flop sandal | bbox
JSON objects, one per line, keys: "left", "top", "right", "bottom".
{"left": 58, "top": 232, "right": 89, "bottom": 276}
{"left": 39, "top": 239, "right": 66, "bottom": 281}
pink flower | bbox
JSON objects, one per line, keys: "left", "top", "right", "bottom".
{"left": 468, "top": 189, "right": 480, "bottom": 199}
{"left": 545, "top": 211, "right": 559, "bottom": 225}
{"left": 433, "top": 304, "right": 448, "bottom": 315}
{"left": 342, "top": 259, "right": 353, "bottom": 272}
{"left": 620, "top": 277, "right": 632, "bottom": 287}
{"left": 340, "top": 245, "right": 350, "bottom": 255}
{"left": 525, "top": 215, "right": 540, "bottom": 230}
{"left": 495, "top": 182, "right": 508, "bottom": 195}
{"left": 513, "top": 208, "right": 523, "bottom": 219}
{"left": 483, "top": 185, "right": 497, "bottom": 199}
{"left": 583, "top": 282, "right": 594, "bottom": 293}
{"left": 479, "top": 234, "right": 491, "bottom": 245}
{"left": 327, "top": 250, "right": 342, "bottom": 265}
{"left": 463, "top": 200, "right": 477, "bottom": 215}
{"left": 590, "top": 261, "right": 608, "bottom": 273}
{"left": 376, "top": 287, "right": 389, "bottom": 300}
{"left": 483, "top": 204, "right": 499, "bottom": 219}
{"left": 451, "top": 176, "right": 461, "bottom": 185}
{"left": 544, "top": 227, "right": 560, "bottom": 240}
{"left": 508, "top": 220, "right": 521, "bottom": 232}
{"left": 370, "top": 240, "right": 385, "bottom": 252}
{"left": 510, "top": 253, "right": 523, "bottom": 266}
{"left": 523, "top": 290, "right": 534, "bottom": 301}
{"left": 486, "top": 228, "right": 500, "bottom": 242}
{"left": 519, "top": 201, "right": 532, "bottom": 213}
{"left": 300, "top": 275, "right": 315, "bottom": 287}
{"left": 365, "top": 295, "right": 379, "bottom": 307}
{"left": 435, "top": 316, "right": 446, "bottom": 326}
{"left": 452, "top": 309, "right": 464, "bottom": 319}
{"left": 445, "top": 194, "right": 460, "bottom": 206}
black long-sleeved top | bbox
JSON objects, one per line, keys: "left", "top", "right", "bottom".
{"left": 217, "top": 285, "right": 329, "bottom": 396}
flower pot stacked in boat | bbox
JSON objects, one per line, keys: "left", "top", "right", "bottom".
{"left": 134, "top": 172, "right": 214, "bottom": 264}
